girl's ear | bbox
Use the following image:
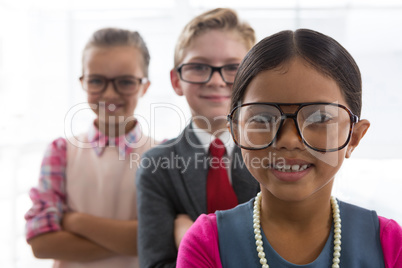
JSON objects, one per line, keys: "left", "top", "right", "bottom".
{"left": 140, "top": 80, "right": 151, "bottom": 97}
{"left": 345, "top": 119, "right": 370, "bottom": 158}
{"left": 170, "top": 69, "right": 184, "bottom": 96}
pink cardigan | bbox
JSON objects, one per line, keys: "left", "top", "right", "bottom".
{"left": 177, "top": 214, "right": 402, "bottom": 268}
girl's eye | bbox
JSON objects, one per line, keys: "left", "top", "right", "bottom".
{"left": 117, "top": 79, "right": 136, "bottom": 86}
{"left": 249, "top": 114, "right": 277, "bottom": 124}
{"left": 306, "top": 112, "right": 334, "bottom": 124}
{"left": 88, "top": 78, "right": 104, "bottom": 85}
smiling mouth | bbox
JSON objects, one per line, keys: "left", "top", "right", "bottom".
{"left": 98, "top": 102, "right": 123, "bottom": 112}
{"left": 270, "top": 164, "right": 312, "bottom": 173}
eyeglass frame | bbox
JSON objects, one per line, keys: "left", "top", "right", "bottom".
{"left": 227, "top": 102, "right": 359, "bottom": 152}
{"left": 79, "top": 75, "right": 149, "bottom": 95}
{"left": 175, "top": 63, "right": 239, "bottom": 84}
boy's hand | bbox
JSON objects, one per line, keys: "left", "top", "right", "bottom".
{"left": 174, "top": 214, "right": 194, "bottom": 249}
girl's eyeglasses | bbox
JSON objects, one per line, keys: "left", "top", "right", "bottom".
{"left": 227, "top": 102, "right": 359, "bottom": 152}
{"left": 80, "top": 75, "right": 148, "bottom": 95}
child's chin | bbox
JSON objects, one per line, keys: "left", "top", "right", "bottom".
{"left": 202, "top": 108, "right": 231, "bottom": 119}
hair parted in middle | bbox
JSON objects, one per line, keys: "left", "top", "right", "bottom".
{"left": 82, "top": 27, "right": 150, "bottom": 77}
{"left": 173, "top": 8, "right": 256, "bottom": 68}
{"left": 231, "top": 29, "right": 363, "bottom": 118}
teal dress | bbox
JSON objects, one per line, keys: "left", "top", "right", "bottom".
{"left": 216, "top": 198, "right": 385, "bottom": 267}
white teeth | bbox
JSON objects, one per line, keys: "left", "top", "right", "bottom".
{"left": 272, "top": 164, "right": 310, "bottom": 172}
{"left": 108, "top": 104, "right": 116, "bottom": 111}
{"left": 291, "top": 165, "right": 300, "bottom": 171}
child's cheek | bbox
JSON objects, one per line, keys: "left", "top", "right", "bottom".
{"left": 87, "top": 94, "right": 98, "bottom": 104}
{"left": 308, "top": 149, "right": 345, "bottom": 173}
{"left": 86, "top": 95, "right": 101, "bottom": 115}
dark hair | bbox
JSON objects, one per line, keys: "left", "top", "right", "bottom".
{"left": 82, "top": 28, "right": 150, "bottom": 77}
{"left": 231, "top": 29, "right": 362, "bottom": 117}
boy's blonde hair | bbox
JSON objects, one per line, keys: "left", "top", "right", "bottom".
{"left": 82, "top": 28, "right": 150, "bottom": 77}
{"left": 174, "top": 8, "right": 256, "bottom": 68}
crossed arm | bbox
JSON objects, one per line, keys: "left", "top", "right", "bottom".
{"left": 28, "top": 211, "right": 138, "bottom": 261}
{"left": 26, "top": 138, "right": 137, "bottom": 262}
{"left": 27, "top": 139, "right": 193, "bottom": 263}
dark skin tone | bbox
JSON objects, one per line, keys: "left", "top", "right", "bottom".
{"left": 241, "top": 58, "right": 369, "bottom": 264}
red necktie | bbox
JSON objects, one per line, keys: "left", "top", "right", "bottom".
{"left": 207, "top": 138, "right": 238, "bottom": 213}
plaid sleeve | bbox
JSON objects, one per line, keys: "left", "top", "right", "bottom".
{"left": 24, "top": 138, "right": 68, "bottom": 241}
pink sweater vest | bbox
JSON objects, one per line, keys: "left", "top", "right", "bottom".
{"left": 53, "top": 132, "right": 153, "bottom": 268}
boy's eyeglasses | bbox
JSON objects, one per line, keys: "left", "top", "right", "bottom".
{"left": 227, "top": 102, "right": 359, "bottom": 152}
{"left": 80, "top": 75, "right": 148, "bottom": 95}
{"left": 176, "top": 63, "right": 239, "bottom": 84}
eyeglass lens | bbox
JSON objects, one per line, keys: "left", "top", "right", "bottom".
{"left": 179, "top": 64, "right": 238, "bottom": 83}
{"left": 231, "top": 104, "right": 352, "bottom": 151}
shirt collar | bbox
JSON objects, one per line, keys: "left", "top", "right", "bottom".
{"left": 87, "top": 121, "right": 141, "bottom": 157}
{"left": 191, "top": 121, "right": 234, "bottom": 156}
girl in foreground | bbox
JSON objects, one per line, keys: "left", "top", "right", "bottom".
{"left": 177, "top": 29, "right": 402, "bottom": 268}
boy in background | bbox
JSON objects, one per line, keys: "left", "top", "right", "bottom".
{"left": 137, "top": 8, "right": 259, "bottom": 267}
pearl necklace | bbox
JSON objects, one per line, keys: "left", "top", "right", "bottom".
{"left": 253, "top": 192, "right": 342, "bottom": 268}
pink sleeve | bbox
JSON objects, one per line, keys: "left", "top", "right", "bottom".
{"left": 379, "top": 216, "right": 402, "bottom": 268}
{"left": 24, "top": 138, "right": 68, "bottom": 240}
{"left": 177, "top": 214, "right": 222, "bottom": 268}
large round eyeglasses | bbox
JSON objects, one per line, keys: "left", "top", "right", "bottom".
{"left": 80, "top": 75, "right": 148, "bottom": 95}
{"left": 176, "top": 63, "right": 239, "bottom": 84}
{"left": 227, "top": 102, "right": 359, "bottom": 152}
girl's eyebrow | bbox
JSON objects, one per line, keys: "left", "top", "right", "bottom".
{"left": 86, "top": 74, "right": 138, "bottom": 78}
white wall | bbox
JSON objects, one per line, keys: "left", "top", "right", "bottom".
{"left": 0, "top": 0, "right": 401, "bottom": 267}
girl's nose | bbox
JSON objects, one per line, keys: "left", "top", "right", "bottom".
{"left": 102, "top": 82, "right": 120, "bottom": 98}
{"left": 272, "top": 119, "right": 304, "bottom": 150}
